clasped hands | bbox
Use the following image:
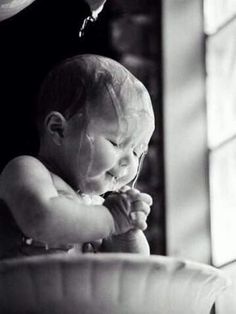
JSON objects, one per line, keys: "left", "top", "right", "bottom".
{"left": 104, "top": 186, "right": 152, "bottom": 236}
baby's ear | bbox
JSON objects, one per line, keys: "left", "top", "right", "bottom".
{"left": 44, "top": 111, "right": 66, "bottom": 145}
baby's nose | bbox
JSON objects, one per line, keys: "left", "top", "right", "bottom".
{"left": 119, "top": 153, "right": 132, "bottom": 168}
{"left": 110, "top": 153, "right": 132, "bottom": 179}
{"left": 111, "top": 166, "right": 128, "bottom": 180}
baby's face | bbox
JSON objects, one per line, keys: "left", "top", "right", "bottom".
{"left": 61, "top": 88, "right": 154, "bottom": 195}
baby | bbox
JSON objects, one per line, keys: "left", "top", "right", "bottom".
{"left": 0, "top": 54, "right": 155, "bottom": 258}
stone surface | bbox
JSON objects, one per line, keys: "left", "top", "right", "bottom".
{"left": 204, "top": 0, "right": 236, "bottom": 34}
{"left": 210, "top": 138, "right": 236, "bottom": 266}
{"left": 0, "top": 254, "right": 229, "bottom": 314}
{"left": 216, "top": 260, "right": 236, "bottom": 313}
{"left": 206, "top": 18, "right": 236, "bottom": 148}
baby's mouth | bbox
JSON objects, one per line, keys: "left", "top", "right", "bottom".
{"left": 107, "top": 171, "right": 117, "bottom": 180}
{"left": 107, "top": 172, "right": 118, "bottom": 188}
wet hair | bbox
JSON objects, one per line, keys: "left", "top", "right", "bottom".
{"left": 35, "top": 54, "right": 153, "bottom": 134}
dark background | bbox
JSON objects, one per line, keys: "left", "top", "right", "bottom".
{"left": 0, "top": 0, "right": 165, "bottom": 254}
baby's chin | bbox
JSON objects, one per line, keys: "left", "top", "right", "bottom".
{"left": 77, "top": 172, "right": 134, "bottom": 196}
{"left": 80, "top": 178, "right": 125, "bottom": 196}
{"left": 78, "top": 180, "right": 111, "bottom": 196}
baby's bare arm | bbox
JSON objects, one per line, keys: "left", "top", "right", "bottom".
{"left": 0, "top": 156, "right": 115, "bottom": 245}
{"left": 101, "top": 229, "right": 150, "bottom": 255}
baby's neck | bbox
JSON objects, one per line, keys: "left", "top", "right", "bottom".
{"left": 37, "top": 153, "right": 58, "bottom": 175}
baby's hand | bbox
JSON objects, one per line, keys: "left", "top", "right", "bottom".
{"left": 101, "top": 229, "right": 150, "bottom": 255}
{"left": 120, "top": 186, "right": 152, "bottom": 231}
{"left": 104, "top": 187, "right": 152, "bottom": 235}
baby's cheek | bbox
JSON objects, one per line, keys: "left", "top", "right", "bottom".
{"left": 88, "top": 137, "right": 117, "bottom": 175}
{"left": 119, "top": 158, "right": 139, "bottom": 187}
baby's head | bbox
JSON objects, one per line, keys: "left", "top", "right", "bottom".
{"left": 36, "top": 54, "right": 155, "bottom": 195}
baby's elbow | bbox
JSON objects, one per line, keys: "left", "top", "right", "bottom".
{"left": 19, "top": 204, "right": 53, "bottom": 243}
{"left": 12, "top": 197, "right": 56, "bottom": 243}
{"left": 24, "top": 203, "right": 69, "bottom": 245}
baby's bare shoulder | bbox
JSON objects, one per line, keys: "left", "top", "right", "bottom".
{"left": 1, "top": 155, "right": 49, "bottom": 179}
{"left": 0, "top": 156, "right": 53, "bottom": 197}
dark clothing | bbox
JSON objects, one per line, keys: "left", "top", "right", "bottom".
{"left": 0, "top": 0, "right": 91, "bottom": 170}
{"left": 0, "top": 200, "right": 23, "bottom": 259}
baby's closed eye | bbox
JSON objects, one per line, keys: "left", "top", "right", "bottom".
{"left": 108, "top": 139, "right": 118, "bottom": 147}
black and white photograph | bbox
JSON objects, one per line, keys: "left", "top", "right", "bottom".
{"left": 0, "top": 0, "right": 234, "bottom": 313}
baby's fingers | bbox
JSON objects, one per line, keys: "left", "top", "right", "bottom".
{"left": 124, "top": 188, "right": 153, "bottom": 206}
{"left": 138, "top": 193, "right": 153, "bottom": 206}
{"left": 119, "top": 185, "right": 131, "bottom": 193}
{"left": 130, "top": 200, "right": 150, "bottom": 230}
{"left": 131, "top": 200, "right": 151, "bottom": 216}
{"left": 130, "top": 211, "right": 147, "bottom": 230}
